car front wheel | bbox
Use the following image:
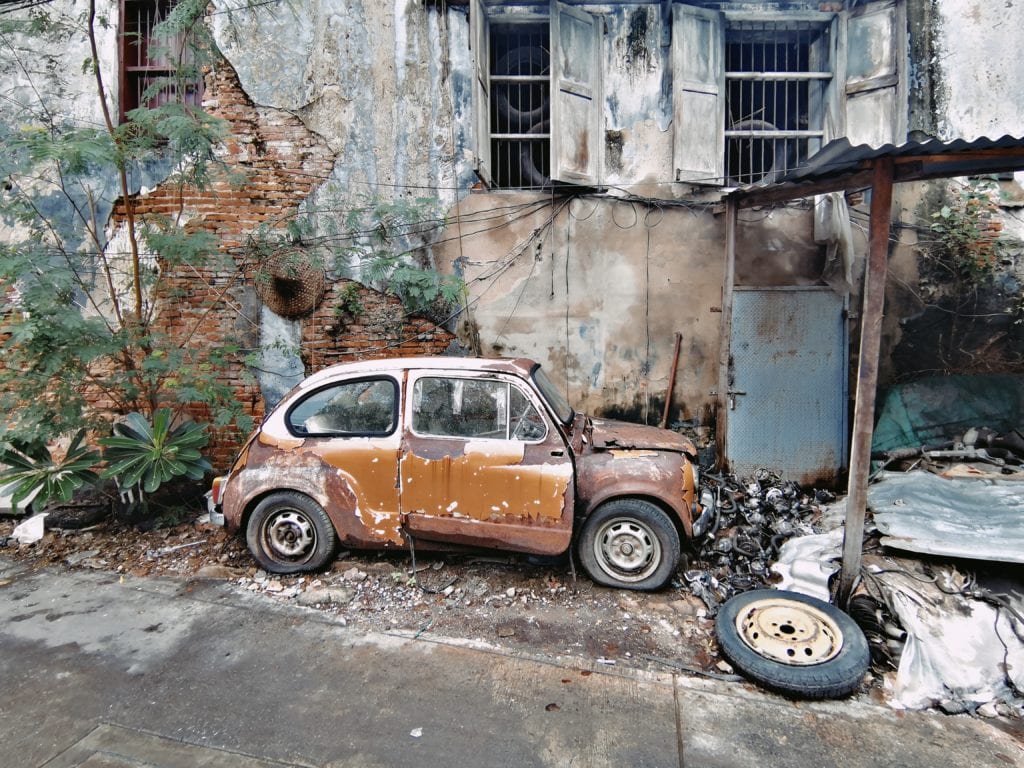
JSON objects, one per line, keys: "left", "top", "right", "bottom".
{"left": 246, "top": 491, "right": 338, "bottom": 574}
{"left": 578, "top": 499, "right": 681, "bottom": 591}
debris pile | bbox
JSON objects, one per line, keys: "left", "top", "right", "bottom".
{"left": 684, "top": 470, "right": 830, "bottom": 615}
{"left": 872, "top": 426, "right": 1024, "bottom": 475}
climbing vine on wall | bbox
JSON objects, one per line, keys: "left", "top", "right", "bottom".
{"left": 928, "top": 178, "right": 1004, "bottom": 283}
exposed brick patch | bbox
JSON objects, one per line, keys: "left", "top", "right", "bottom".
{"left": 106, "top": 62, "right": 452, "bottom": 470}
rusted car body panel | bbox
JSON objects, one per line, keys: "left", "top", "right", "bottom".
{"left": 577, "top": 418, "right": 699, "bottom": 538}
{"left": 219, "top": 356, "right": 701, "bottom": 558}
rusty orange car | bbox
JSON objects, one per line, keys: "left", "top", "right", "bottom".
{"left": 211, "top": 357, "right": 714, "bottom": 590}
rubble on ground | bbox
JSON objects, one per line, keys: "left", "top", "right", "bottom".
{"left": 0, "top": 514, "right": 718, "bottom": 675}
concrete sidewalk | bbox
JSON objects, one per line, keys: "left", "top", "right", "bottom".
{"left": 1, "top": 555, "right": 1020, "bottom": 768}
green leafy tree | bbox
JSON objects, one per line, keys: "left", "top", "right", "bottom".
{"left": 0, "top": 0, "right": 251, "bottom": 446}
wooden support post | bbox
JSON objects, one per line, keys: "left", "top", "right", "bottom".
{"left": 838, "top": 159, "right": 894, "bottom": 607}
{"left": 660, "top": 332, "right": 683, "bottom": 429}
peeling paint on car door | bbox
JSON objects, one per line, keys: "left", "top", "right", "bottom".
{"left": 399, "top": 370, "right": 575, "bottom": 556}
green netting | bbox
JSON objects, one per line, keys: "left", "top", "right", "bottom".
{"left": 872, "top": 374, "right": 1024, "bottom": 454}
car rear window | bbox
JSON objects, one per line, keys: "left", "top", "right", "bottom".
{"left": 287, "top": 378, "right": 397, "bottom": 436}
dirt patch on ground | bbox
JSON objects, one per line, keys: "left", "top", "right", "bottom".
{"left": 0, "top": 514, "right": 724, "bottom": 678}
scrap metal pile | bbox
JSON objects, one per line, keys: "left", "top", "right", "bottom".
{"left": 872, "top": 426, "right": 1024, "bottom": 474}
{"left": 684, "top": 470, "right": 833, "bottom": 615}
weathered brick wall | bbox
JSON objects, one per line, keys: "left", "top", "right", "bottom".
{"left": 110, "top": 63, "right": 453, "bottom": 470}
{"left": 302, "top": 279, "right": 454, "bottom": 371}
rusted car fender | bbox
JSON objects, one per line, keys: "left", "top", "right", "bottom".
{"left": 574, "top": 449, "right": 697, "bottom": 539}
{"left": 221, "top": 447, "right": 400, "bottom": 548}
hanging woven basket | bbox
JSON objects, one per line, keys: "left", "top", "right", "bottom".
{"left": 254, "top": 247, "right": 326, "bottom": 319}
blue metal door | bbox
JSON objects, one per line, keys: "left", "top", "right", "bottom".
{"left": 726, "top": 288, "right": 848, "bottom": 485}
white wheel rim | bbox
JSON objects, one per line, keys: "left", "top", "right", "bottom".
{"left": 734, "top": 596, "right": 844, "bottom": 666}
{"left": 264, "top": 509, "right": 316, "bottom": 561}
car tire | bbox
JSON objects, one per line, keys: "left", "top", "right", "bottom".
{"left": 246, "top": 491, "right": 338, "bottom": 574}
{"left": 715, "top": 589, "right": 870, "bottom": 699}
{"left": 577, "top": 499, "right": 680, "bottom": 591}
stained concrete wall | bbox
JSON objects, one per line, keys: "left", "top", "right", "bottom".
{"left": 434, "top": 193, "right": 728, "bottom": 422}
{"left": 885, "top": 0, "right": 1024, "bottom": 384}
{"left": 5, "top": 0, "right": 1022, "bottom": 451}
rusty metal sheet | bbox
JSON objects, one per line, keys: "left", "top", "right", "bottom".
{"left": 400, "top": 443, "right": 570, "bottom": 523}
{"left": 404, "top": 512, "right": 571, "bottom": 556}
{"left": 221, "top": 440, "right": 405, "bottom": 547}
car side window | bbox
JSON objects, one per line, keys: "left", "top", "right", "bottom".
{"left": 412, "top": 377, "right": 546, "bottom": 441}
{"left": 287, "top": 378, "right": 396, "bottom": 436}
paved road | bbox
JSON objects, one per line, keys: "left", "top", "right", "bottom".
{"left": 1, "top": 555, "right": 1020, "bottom": 768}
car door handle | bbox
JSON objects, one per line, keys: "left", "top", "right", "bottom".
{"left": 550, "top": 450, "right": 564, "bottom": 457}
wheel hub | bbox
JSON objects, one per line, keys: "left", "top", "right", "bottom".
{"left": 734, "top": 596, "right": 844, "bottom": 666}
{"left": 266, "top": 510, "right": 315, "bottom": 558}
{"left": 594, "top": 518, "right": 660, "bottom": 582}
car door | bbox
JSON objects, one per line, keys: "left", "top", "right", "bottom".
{"left": 399, "top": 370, "right": 575, "bottom": 556}
{"left": 282, "top": 374, "right": 404, "bottom": 545}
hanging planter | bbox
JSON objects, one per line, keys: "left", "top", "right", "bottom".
{"left": 253, "top": 246, "right": 326, "bottom": 319}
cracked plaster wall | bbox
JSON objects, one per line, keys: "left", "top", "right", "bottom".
{"left": 211, "top": 0, "right": 469, "bottom": 207}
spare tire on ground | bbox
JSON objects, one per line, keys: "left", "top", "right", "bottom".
{"left": 715, "top": 589, "right": 870, "bottom": 699}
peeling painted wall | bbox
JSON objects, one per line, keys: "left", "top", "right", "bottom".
{"left": 4, "top": 0, "right": 1024, "bottom": 469}
{"left": 210, "top": 0, "right": 469, "bottom": 206}
{"left": 929, "top": 0, "right": 1024, "bottom": 141}
{"left": 434, "top": 193, "right": 727, "bottom": 424}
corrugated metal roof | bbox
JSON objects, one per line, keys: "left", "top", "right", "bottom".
{"left": 732, "top": 134, "right": 1024, "bottom": 207}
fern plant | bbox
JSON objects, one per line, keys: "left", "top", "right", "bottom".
{"left": 99, "top": 409, "right": 211, "bottom": 496}
{"left": 0, "top": 431, "right": 100, "bottom": 513}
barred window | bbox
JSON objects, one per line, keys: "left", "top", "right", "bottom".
{"left": 120, "top": 0, "right": 202, "bottom": 122}
{"left": 489, "top": 22, "right": 551, "bottom": 189}
{"left": 471, "top": 0, "right": 602, "bottom": 190}
{"left": 725, "top": 21, "right": 831, "bottom": 185}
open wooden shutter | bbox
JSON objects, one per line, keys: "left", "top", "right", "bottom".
{"left": 550, "top": 1, "right": 602, "bottom": 185}
{"left": 470, "top": 0, "right": 492, "bottom": 185}
{"left": 841, "top": 0, "right": 906, "bottom": 147}
{"left": 672, "top": 3, "right": 724, "bottom": 185}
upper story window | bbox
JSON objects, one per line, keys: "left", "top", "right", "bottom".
{"left": 725, "top": 20, "right": 831, "bottom": 185}
{"left": 471, "top": 0, "right": 602, "bottom": 190}
{"left": 120, "top": 0, "right": 203, "bottom": 123}
{"left": 673, "top": 0, "right": 904, "bottom": 187}
{"left": 488, "top": 21, "right": 551, "bottom": 188}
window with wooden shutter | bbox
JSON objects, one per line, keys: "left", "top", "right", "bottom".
{"left": 672, "top": 1, "right": 905, "bottom": 188}
{"left": 470, "top": 0, "right": 602, "bottom": 189}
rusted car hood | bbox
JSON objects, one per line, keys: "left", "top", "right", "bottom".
{"left": 589, "top": 418, "right": 697, "bottom": 456}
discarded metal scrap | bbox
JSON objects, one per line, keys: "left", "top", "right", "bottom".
{"left": 872, "top": 426, "right": 1024, "bottom": 473}
{"left": 684, "top": 470, "right": 827, "bottom": 615}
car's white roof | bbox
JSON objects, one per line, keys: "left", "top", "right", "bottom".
{"left": 298, "top": 356, "right": 539, "bottom": 390}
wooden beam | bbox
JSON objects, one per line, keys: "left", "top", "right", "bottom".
{"left": 838, "top": 158, "right": 894, "bottom": 607}
{"left": 733, "top": 169, "right": 875, "bottom": 208}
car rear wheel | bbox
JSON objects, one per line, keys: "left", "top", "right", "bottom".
{"left": 246, "top": 491, "right": 338, "bottom": 574}
{"left": 577, "top": 499, "right": 680, "bottom": 591}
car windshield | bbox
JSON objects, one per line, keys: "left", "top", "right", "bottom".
{"left": 532, "top": 366, "right": 574, "bottom": 426}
